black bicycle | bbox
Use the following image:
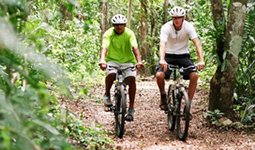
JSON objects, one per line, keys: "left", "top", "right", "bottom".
{"left": 106, "top": 65, "right": 136, "bottom": 138}
{"left": 166, "top": 64, "right": 196, "bottom": 141}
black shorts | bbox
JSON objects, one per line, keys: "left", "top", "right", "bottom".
{"left": 156, "top": 53, "right": 197, "bottom": 80}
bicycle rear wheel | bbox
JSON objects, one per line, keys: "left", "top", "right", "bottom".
{"left": 167, "top": 84, "right": 176, "bottom": 131}
{"left": 176, "top": 88, "right": 190, "bottom": 141}
{"left": 114, "top": 85, "right": 126, "bottom": 138}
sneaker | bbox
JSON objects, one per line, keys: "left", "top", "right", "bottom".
{"left": 125, "top": 109, "right": 135, "bottom": 122}
{"left": 103, "top": 95, "right": 112, "bottom": 107}
{"left": 159, "top": 94, "right": 167, "bottom": 111}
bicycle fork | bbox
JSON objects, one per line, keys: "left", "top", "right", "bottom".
{"left": 113, "top": 84, "right": 127, "bottom": 114}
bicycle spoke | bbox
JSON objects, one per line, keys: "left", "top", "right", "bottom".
{"left": 166, "top": 65, "right": 193, "bottom": 141}
{"left": 177, "top": 90, "right": 190, "bottom": 141}
{"left": 114, "top": 86, "right": 126, "bottom": 138}
{"left": 167, "top": 84, "right": 176, "bottom": 131}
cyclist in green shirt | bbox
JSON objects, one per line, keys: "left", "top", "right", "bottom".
{"left": 99, "top": 14, "right": 143, "bottom": 121}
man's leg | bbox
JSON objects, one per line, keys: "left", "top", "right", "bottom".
{"left": 126, "top": 76, "right": 136, "bottom": 110}
{"left": 103, "top": 73, "right": 116, "bottom": 106}
{"left": 125, "top": 76, "right": 136, "bottom": 121}
{"left": 188, "top": 72, "right": 198, "bottom": 105}
{"left": 156, "top": 71, "right": 165, "bottom": 93}
{"left": 156, "top": 71, "right": 167, "bottom": 110}
{"left": 105, "top": 73, "right": 116, "bottom": 96}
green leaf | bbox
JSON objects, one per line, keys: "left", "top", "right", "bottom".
{"left": 1, "top": 129, "right": 11, "bottom": 150}
{"left": 79, "top": 88, "right": 88, "bottom": 95}
{"left": 228, "top": 50, "right": 238, "bottom": 58}
{"left": 247, "top": 105, "right": 255, "bottom": 111}
{"left": 223, "top": 50, "right": 227, "bottom": 60}
{"left": 226, "top": 59, "right": 233, "bottom": 70}
{"left": 221, "top": 60, "right": 226, "bottom": 72}
{"left": 33, "top": 120, "right": 60, "bottom": 135}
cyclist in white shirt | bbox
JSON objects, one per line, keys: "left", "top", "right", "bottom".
{"left": 156, "top": 6, "right": 205, "bottom": 111}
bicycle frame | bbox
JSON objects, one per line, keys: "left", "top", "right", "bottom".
{"left": 107, "top": 65, "right": 136, "bottom": 138}
{"left": 168, "top": 65, "right": 195, "bottom": 107}
{"left": 166, "top": 64, "right": 196, "bottom": 140}
{"left": 109, "top": 65, "right": 136, "bottom": 98}
{"left": 108, "top": 65, "right": 136, "bottom": 83}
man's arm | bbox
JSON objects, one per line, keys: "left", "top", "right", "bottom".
{"left": 99, "top": 47, "right": 108, "bottom": 71}
{"left": 132, "top": 46, "right": 143, "bottom": 71}
{"left": 159, "top": 41, "right": 168, "bottom": 72}
{"left": 192, "top": 37, "right": 205, "bottom": 70}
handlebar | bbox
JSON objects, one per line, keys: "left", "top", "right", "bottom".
{"left": 108, "top": 65, "right": 136, "bottom": 73}
{"left": 167, "top": 65, "right": 197, "bottom": 73}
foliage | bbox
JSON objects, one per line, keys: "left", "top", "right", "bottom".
{"left": 205, "top": 109, "right": 224, "bottom": 123}
{"left": 0, "top": 0, "right": 111, "bottom": 149}
{"left": 202, "top": 0, "right": 254, "bottom": 123}
{"left": 234, "top": 1, "right": 255, "bottom": 123}
{"left": 187, "top": 1, "right": 216, "bottom": 83}
{"left": 23, "top": 0, "right": 103, "bottom": 87}
{"left": 241, "top": 104, "right": 255, "bottom": 124}
{"left": 51, "top": 105, "right": 114, "bottom": 149}
{"left": 0, "top": 20, "right": 73, "bottom": 150}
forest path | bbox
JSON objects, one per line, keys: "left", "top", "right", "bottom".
{"left": 76, "top": 78, "right": 255, "bottom": 150}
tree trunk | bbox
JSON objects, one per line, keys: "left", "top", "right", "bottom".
{"left": 210, "top": 0, "right": 225, "bottom": 62}
{"left": 150, "top": 9, "right": 157, "bottom": 46}
{"left": 209, "top": 0, "right": 247, "bottom": 119}
{"left": 127, "top": 0, "right": 132, "bottom": 28}
{"left": 101, "top": 0, "right": 108, "bottom": 44}
{"left": 163, "top": 0, "right": 169, "bottom": 24}
{"left": 140, "top": 0, "right": 150, "bottom": 75}
{"left": 185, "top": 0, "right": 190, "bottom": 21}
{"left": 59, "top": 2, "right": 73, "bottom": 30}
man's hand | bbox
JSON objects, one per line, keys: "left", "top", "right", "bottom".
{"left": 99, "top": 61, "right": 107, "bottom": 71}
{"left": 197, "top": 62, "right": 205, "bottom": 70}
{"left": 159, "top": 59, "right": 168, "bottom": 72}
{"left": 136, "top": 62, "right": 144, "bottom": 71}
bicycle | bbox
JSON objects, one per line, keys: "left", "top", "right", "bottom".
{"left": 165, "top": 64, "right": 196, "bottom": 141}
{"left": 105, "top": 65, "right": 136, "bottom": 138}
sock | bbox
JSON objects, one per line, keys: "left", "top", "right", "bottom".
{"left": 189, "top": 99, "right": 192, "bottom": 106}
{"left": 128, "top": 109, "right": 135, "bottom": 114}
{"left": 160, "top": 90, "right": 166, "bottom": 95}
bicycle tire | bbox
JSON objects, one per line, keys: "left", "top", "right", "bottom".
{"left": 176, "top": 88, "right": 190, "bottom": 141}
{"left": 167, "top": 84, "right": 176, "bottom": 131}
{"left": 114, "top": 85, "right": 126, "bottom": 138}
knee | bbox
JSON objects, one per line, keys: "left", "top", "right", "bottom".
{"left": 126, "top": 76, "right": 136, "bottom": 85}
{"left": 107, "top": 73, "right": 116, "bottom": 78}
{"left": 106, "top": 73, "right": 116, "bottom": 81}
{"left": 189, "top": 72, "right": 198, "bottom": 81}
{"left": 156, "top": 72, "right": 165, "bottom": 80}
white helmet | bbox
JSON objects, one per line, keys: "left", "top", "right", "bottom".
{"left": 111, "top": 14, "right": 127, "bottom": 24}
{"left": 169, "top": 6, "right": 186, "bottom": 17}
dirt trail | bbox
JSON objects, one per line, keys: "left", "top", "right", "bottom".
{"left": 75, "top": 79, "right": 255, "bottom": 150}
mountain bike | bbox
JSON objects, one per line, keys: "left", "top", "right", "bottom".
{"left": 166, "top": 64, "right": 196, "bottom": 141}
{"left": 106, "top": 65, "right": 136, "bottom": 138}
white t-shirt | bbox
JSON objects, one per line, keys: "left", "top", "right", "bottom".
{"left": 160, "top": 20, "right": 198, "bottom": 54}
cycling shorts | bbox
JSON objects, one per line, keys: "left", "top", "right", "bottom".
{"left": 106, "top": 61, "right": 136, "bottom": 78}
{"left": 156, "top": 54, "right": 197, "bottom": 80}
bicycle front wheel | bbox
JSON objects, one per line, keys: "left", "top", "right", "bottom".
{"left": 114, "top": 85, "right": 126, "bottom": 138}
{"left": 176, "top": 88, "right": 190, "bottom": 141}
{"left": 167, "top": 84, "right": 176, "bottom": 131}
